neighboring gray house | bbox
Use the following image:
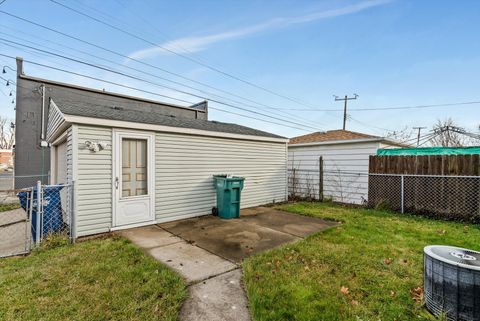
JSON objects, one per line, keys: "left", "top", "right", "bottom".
{"left": 14, "top": 57, "right": 207, "bottom": 188}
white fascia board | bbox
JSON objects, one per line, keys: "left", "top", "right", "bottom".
{"left": 380, "top": 140, "right": 411, "bottom": 148}
{"left": 51, "top": 130, "right": 68, "bottom": 146}
{"left": 62, "top": 114, "right": 289, "bottom": 143}
{"left": 47, "top": 121, "right": 70, "bottom": 144}
{"left": 46, "top": 99, "right": 67, "bottom": 143}
{"left": 288, "top": 137, "right": 384, "bottom": 147}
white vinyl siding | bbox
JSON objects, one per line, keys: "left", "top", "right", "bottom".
{"left": 46, "top": 100, "right": 65, "bottom": 141}
{"left": 66, "top": 126, "right": 73, "bottom": 184}
{"left": 71, "top": 125, "right": 286, "bottom": 237}
{"left": 75, "top": 125, "right": 113, "bottom": 236}
{"left": 288, "top": 142, "right": 380, "bottom": 204}
{"left": 155, "top": 133, "right": 287, "bottom": 222}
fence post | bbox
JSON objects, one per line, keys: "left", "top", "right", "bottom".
{"left": 400, "top": 175, "right": 405, "bottom": 214}
{"left": 36, "top": 180, "right": 41, "bottom": 245}
{"left": 71, "top": 180, "right": 76, "bottom": 243}
{"left": 319, "top": 156, "right": 324, "bottom": 201}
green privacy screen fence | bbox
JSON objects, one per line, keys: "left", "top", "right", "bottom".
{"left": 377, "top": 146, "right": 480, "bottom": 156}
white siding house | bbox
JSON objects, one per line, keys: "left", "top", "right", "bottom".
{"left": 47, "top": 98, "right": 288, "bottom": 238}
{"left": 288, "top": 130, "right": 403, "bottom": 204}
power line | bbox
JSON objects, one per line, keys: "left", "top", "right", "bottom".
{"left": 0, "top": 54, "right": 313, "bottom": 132}
{"left": 48, "top": 0, "right": 319, "bottom": 109}
{"left": 399, "top": 131, "right": 437, "bottom": 145}
{"left": 5, "top": 74, "right": 301, "bottom": 129}
{"left": 99, "top": 0, "right": 269, "bottom": 84}
{"left": 0, "top": 41, "right": 322, "bottom": 131}
{"left": 2, "top": 73, "right": 309, "bottom": 131}
{"left": 111, "top": 0, "right": 196, "bottom": 55}
{"left": 418, "top": 131, "right": 440, "bottom": 147}
{"left": 0, "top": 12, "right": 325, "bottom": 127}
{"left": 0, "top": 58, "right": 193, "bottom": 105}
{"left": 272, "top": 100, "right": 480, "bottom": 112}
{"left": 347, "top": 115, "right": 394, "bottom": 133}
{"left": 0, "top": 28, "right": 323, "bottom": 129}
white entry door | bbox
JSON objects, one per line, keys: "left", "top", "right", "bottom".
{"left": 113, "top": 130, "right": 155, "bottom": 227}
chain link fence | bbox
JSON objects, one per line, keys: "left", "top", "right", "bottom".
{"left": 368, "top": 173, "right": 480, "bottom": 223}
{"left": 288, "top": 168, "right": 321, "bottom": 201}
{"left": 288, "top": 168, "right": 480, "bottom": 222}
{"left": 288, "top": 168, "right": 368, "bottom": 204}
{"left": 0, "top": 174, "right": 74, "bottom": 258}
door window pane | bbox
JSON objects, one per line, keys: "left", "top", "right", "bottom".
{"left": 122, "top": 138, "right": 147, "bottom": 197}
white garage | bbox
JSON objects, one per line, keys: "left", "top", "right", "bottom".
{"left": 47, "top": 98, "right": 288, "bottom": 238}
{"left": 288, "top": 130, "right": 404, "bottom": 204}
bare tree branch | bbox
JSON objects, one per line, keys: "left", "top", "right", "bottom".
{"left": 0, "top": 117, "right": 14, "bottom": 149}
{"left": 430, "top": 118, "right": 478, "bottom": 147}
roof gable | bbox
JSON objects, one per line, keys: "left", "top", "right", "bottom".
{"left": 289, "top": 130, "right": 378, "bottom": 145}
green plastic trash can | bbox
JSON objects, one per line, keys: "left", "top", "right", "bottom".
{"left": 213, "top": 175, "right": 245, "bottom": 219}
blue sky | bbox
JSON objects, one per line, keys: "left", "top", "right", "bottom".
{"left": 0, "top": 0, "right": 479, "bottom": 138}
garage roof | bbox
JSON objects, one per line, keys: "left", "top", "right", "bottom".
{"left": 289, "top": 129, "right": 407, "bottom": 147}
{"left": 289, "top": 130, "right": 377, "bottom": 144}
{"left": 52, "top": 98, "right": 286, "bottom": 140}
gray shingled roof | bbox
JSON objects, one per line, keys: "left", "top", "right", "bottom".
{"left": 53, "top": 98, "right": 285, "bottom": 139}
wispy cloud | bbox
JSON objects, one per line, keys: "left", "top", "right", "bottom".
{"left": 128, "top": 0, "right": 392, "bottom": 60}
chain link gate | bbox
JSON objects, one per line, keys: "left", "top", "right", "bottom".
{"left": 0, "top": 180, "right": 74, "bottom": 258}
{"left": 0, "top": 188, "right": 32, "bottom": 257}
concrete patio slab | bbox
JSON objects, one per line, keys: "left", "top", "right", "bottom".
{"left": 160, "top": 206, "right": 336, "bottom": 262}
{"left": 180, "top": 269, "right": 250, "bottom": 321}
{"left": 118, "top": 225, "right": 182, "bottom": 249}
{"left": 238, "top": 207, "right": 337, "bottom": 238}
{"left": 160, "top": 216, "right": 229, "bottom": 235}
{"left": 148, "top": 241, "right": 237, "bottom": 283}
{"left": 163, "top": 218, "right": 300, "bottom": 262}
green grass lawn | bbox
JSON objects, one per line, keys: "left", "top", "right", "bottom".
{"left": 0, "top": 203, "right": 20, "bottom": 212}
{"left": 0, "top": 236, "right": 186, "bottom": 321}
{"left": 243, "top": 202, "right": 480, "bottom": 321}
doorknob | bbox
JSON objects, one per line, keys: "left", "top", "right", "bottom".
{"left": 115, "top": 177, "right": 119, "bottom": 189}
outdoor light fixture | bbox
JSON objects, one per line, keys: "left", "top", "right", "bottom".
{"left": 2, "top": 65, "right": 15, "bottom": 74}
{"left": 84, "top": 140, "right": 109, "bottom": 152}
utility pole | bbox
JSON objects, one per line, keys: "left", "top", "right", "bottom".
{"left": 413, "top": 126, "right": 426, "bottom": 147}
{"left": 334, "top": 94, "right": 358, "bottom": 130}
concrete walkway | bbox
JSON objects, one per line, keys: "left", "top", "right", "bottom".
{"left": 0, "top": 208, "right": 29, "bottom": 258}
{"left": 119, "top": 207, "right": 336, "bottom": 321}
{"left": 119, "top": 225, "right": 251, "bottom": 321}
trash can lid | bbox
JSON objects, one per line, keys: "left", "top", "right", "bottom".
{"left": 43, "top": 185, "right": 66, "bottom": 192}
{"left": 213, "top": 174, "right": 244, "bottom": 180}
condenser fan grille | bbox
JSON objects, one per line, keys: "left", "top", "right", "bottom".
{"left": 429, "top": 246, "right": 480, "bottom": 269}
